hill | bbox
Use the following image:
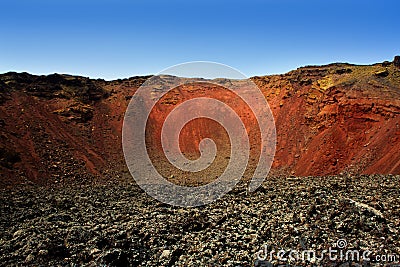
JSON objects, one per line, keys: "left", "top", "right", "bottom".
{"left": 0, "top": 58, "right": 400, "bottom": 187}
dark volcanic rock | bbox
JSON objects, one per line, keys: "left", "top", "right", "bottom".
{"left": 52, "top": 103, "right": 94, "bottom": 122}
{"left": 0, "top": 72, "right": 36, "bottom": 90}
{"left": 394, "top": 55, "right": 400, "bottom": 68}
{"left": 0, "top": 80, "right": 11, "bottom": 104}
{"left": 0, "top": 145, "right": 21, "bottom": 169}
{"left": 374, "top": 69, "right": 389, "bottom": 77}
{"left": 27, "top": 74, "right": 108, "bottom": 102}
{"left": 0, "top": 174, "right": 399, "bottom": 266}
{"left": 0, "top": 72, "right": 108, "bottom": 102}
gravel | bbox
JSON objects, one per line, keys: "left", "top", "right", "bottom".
{"left": 0, "top": 174, "right": 399, "bottom": 266}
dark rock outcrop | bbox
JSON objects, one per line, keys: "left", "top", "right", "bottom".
{"left": 394, "top": 55, "right": 400, "bottom": 68}
{"left": 0, "top": 145, "right": 21, "bottom": 169}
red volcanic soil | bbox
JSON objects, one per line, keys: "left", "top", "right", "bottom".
{"left": 1, "top": 59, "right": 400, "bottom": 187}
{"left": 256, "top": 63, "right": 400, "bottom": 176}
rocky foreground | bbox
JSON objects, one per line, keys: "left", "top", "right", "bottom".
{"left": 0, "top": 174, "right": 399, "bottom": 266}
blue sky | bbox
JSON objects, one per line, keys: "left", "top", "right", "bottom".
{"left": 1, "top": 0, "right": 399, "bottom": 80}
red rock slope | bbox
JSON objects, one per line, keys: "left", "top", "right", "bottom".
{"left": 0, "top": 59, "right": 399, "bottom": 186}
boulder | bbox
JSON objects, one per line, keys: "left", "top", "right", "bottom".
{"left": 374, "top": 69, "right": 389, "bottom": 77}
{"left": 52, "top": 103, "right": 94, "bottom": 123}
{"left": 394, "top": 56, "right": 400, "bottom": 68}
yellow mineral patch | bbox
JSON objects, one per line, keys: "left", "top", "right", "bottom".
{"left": 317, "top": 76, "right": 334, "bottom": 90}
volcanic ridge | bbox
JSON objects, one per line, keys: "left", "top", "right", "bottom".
{"left": 1, "top": 58, "right": 400, "bottom": 187}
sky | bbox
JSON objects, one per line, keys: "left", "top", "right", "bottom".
{"left": 1, "top": 0, "right": 399, "bottom": 80}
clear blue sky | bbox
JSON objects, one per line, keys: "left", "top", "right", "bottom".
{"left": 1, "top": 0, "right": 399, "bottom": 80}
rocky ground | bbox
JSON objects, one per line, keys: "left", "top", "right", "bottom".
{"left": 0, "top": 174, "right": 399, "bottom": 266}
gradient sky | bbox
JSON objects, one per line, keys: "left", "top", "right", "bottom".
{"left": 1, "top": 0, "right": 399, "bottom": 80}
